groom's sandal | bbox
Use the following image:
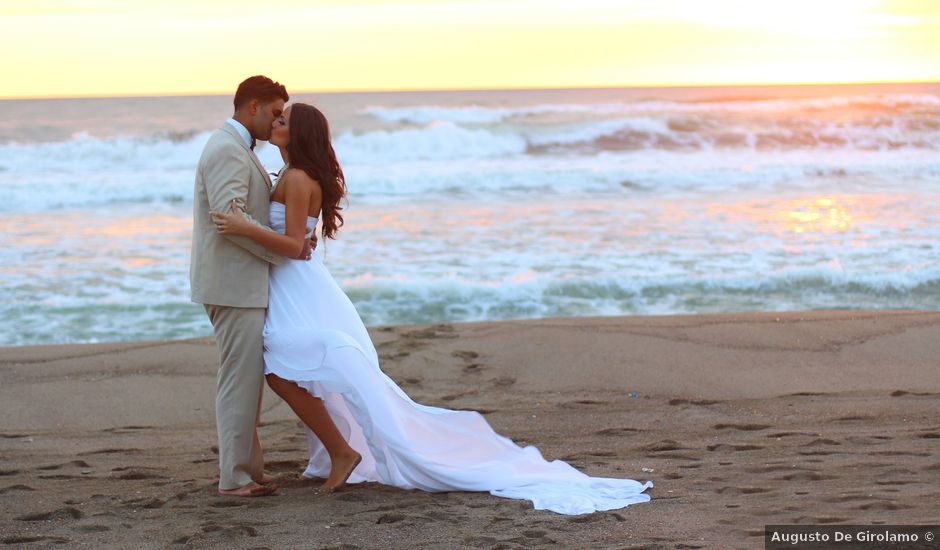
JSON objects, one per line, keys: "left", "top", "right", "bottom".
{"left": 218, "top": 481, "right": 276, "bottom": 497}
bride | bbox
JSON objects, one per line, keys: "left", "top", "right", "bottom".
{"left": 211, "top": 103, "right": 652, "bottom": 515}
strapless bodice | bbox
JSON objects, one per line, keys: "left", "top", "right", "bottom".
{"left": 269, "top": 201, "right": 318, "bottom": 238}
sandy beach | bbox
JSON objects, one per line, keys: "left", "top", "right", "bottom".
{"left": 1, "top": 310, "right": 938, "bottom": 548}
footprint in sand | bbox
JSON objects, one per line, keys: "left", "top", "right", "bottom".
{"left": 334, "top": 492, "right": 368, "bottom": 503}
{"left": 855, "top": 501, "right": 912, "bottom": 511}
{"left": 568, "top": 513, "right": 622, "bottom": 524}
{"left": 715, "top": 486, "right": 773, "bottom": 495}
{"left": 834, "top": 415, "right": 875, "bottom": 422}
{"left": 463, "top": 536, "right": 498, "bottom": 545}
{"left": 844, "top": 435, "right": 891, "bottom": 445}
{"left": 522, "top": 529, "right": 549, "bottom": 538}
{"left": 174, "top": 486, "right": 204, "bottom": 501}
{"left": 210, "top": 500, "right": 249, "bottom": 509}
{"left": 713, "top": 423, "right": 771, "bottom": 431}
{"left": 109, "top": 466, "right": 167, "bottom": 480}
{"left": 0, "top": 484, "right": 34, "bottom": 494}
{"left": 440, "top": 391, "right": 477, "bottom": 402}
{"left": 379, "top": 350, "right": 410, "bottom": 362}
{"left": 74, "top": 524, "right": 110, "bottom": 532}
{"left": 870, "top": 450, "right": 932, "bottom": 457}
{"left": 801, "top": 438, "right": 841, "bottom": 447}
{"left": 375, "top": 513, "right": 407, "bottom": 524}
{"left": 792, "top": 516, "right": 849, "bottom": 524}
{"left": 776, "top": 472, "right": 836, "bottom": 482}
{"left": 403, "top": 324, "right": 458, "bottom": 341}
{"left": 650, "top": 453, "right": 701, "bottom": 461}
{"left": 642, "top": 440, "right": 688, "bottom": 452}
{"left": 594, "top": 427, "right": 642, "bottom": 436}
{"left": 821, "top": 494, "right": 870, "bottom": 504}
{"left": 194, "top": 522, "right": 260, "bottom": 539}
{"left": 745, "top": 465, "right": 810, "bottom": 474}
{"left": 101, "top": 425, "right": 154, "bottom": 434}
{"left": 363, "top": 504, "right": 399, "bottom": 513}
{"left": 881, "top": 467, "right": 917, "bottom": 476}
{"left": 766, "top": 431, "right": 813, "bottom": 438}
{"left": 16, "top": 507, "right": 84, "bottom": 521}
{"left": 490, "top": 376, "right": 515, "bottom": 387}
{"left": 77, "top": 448, "right": 141, "bottom": 456}
{"left": 706, "top": 444, "right": 764, "bottom": 452}
{"left": 422, "top": 510, "right": 457, "bottom": 521}
{"left": 121, "top": 496, "right": 166, "bottom": 509}
{"left": 874, "top": 479, "right": 921, "bottom": 486}
{"left": 2, "top": 536, "right": 70, "bottom": 544}
{"left": 36, "top": 460, "right": 91, "bottom": 471}
{"left": 669, "top": 398, "right": 720, "bottom": 406}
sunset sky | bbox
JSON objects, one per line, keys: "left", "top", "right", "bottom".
{"left": 2, "top": 0, "right": 939, "bottom": 98}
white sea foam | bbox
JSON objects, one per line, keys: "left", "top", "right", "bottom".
{"left": 333, "top": 121, "right": 527, "bottom": 163}
{"left": 3, "top": 135, "right": 938, "bottom": 212}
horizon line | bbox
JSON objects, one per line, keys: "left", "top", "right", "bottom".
{"left": 2, "top": 79, "right": 939, "bottom": 101}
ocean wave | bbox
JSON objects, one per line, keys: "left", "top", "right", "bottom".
{"left": 1, "top": 94, "right": 937, "bottom": 176}
{"left": 348, "top": 270, "right": 940, "bottom": 326}
{"left": 3, "top": 146, "right": 937, "bottom": 211}
{"left": 333, "top": 121, "right": 527, "bottom": 163}
{"left": 366, "top": 93, "right": 940, "bottom": 122}
{"left": 6, "top": 269, "right": 937, "bottom": 346}
{"left": 360, "top": 93, "right": 940, "bottom": 157}
{"left": 0, "top": 130, "right": 213, "bottom": 173}
{"left": 524, "top": 115, "right": 940, "bottom": 153}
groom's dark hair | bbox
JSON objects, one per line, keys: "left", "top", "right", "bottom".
{"left": 233, "top": 76, "right": 289, "bottom": 110}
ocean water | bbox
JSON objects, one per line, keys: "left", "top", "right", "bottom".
{"left": 1, "top": 83, "right": 938, "bottom": 346}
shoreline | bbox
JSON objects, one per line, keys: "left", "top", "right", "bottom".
{"left": 2, "top": 310, "right": 938, "bottom": 547}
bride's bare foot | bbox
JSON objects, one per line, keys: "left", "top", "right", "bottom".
{"left": 319, "top": 450, "right": 361, "bottom": 493}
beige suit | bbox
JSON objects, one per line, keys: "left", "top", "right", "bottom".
{"left": 190, "top": 123, "right": 284, "bottom": 490}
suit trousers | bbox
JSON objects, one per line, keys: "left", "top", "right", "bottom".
{"left": 204, "top": 304, "right": 266, "bottom": 489}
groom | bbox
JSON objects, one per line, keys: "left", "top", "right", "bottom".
{"left": 191, "top": 75, "right": 306, "bottom": 497}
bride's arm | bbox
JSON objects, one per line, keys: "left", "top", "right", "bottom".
{"left": 211, "top": 171, "right": 320, "bottom": 258}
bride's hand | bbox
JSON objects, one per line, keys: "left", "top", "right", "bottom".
{"left": 210, "top": 200, "right": 251, "bottom": 235}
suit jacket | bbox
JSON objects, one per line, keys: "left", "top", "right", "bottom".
{"left": 190, "top": 123, "right": 284, "bottom": 308}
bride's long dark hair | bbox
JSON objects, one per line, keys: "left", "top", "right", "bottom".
{"left": 287, "top": 103, "right": 346, "bottom": 240}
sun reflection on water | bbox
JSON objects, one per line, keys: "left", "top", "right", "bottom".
{"left": 781, "top": 196, "right": 857, "bottom": 234}
{"left": 704, "top": 193, "right": 904, "bottom": 242}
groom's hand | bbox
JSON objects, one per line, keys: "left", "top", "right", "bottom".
{"left": 293, "top": 235, "right": 316, "bottom": 261}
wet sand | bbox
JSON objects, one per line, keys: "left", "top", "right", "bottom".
{"left": 1, "top": 311, "right": 938, "bottom": 548}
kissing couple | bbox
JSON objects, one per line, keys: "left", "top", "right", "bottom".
{"left": 190, "top": 75, "right": 652, "bottom": 514}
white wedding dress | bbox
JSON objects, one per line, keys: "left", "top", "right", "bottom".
{"left": 262, "top": 201, "right": 652, "bottom": 515}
